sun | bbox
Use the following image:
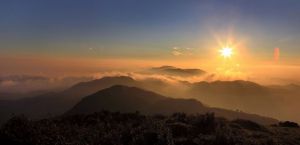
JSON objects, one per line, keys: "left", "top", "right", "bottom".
{"left": 220, "top": 47, "right": 233, "bottom": 58}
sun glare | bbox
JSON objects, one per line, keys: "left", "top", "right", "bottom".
{"left": 220, "top": 47, "right": 233, "bottom": 58}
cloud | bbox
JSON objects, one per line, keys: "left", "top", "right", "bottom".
{"left": 0, "top": 65, "right": 222, "bottom": 94}
{"left": 171, "top": 47, "right": 193, "bottom": 56}
{"left": 0, "top": 75, "right": 49, "bottom": 83}
{"left": 0, "top": 75, "right": 93, "bottom": 93}
{"left": 172, "top": 47, "right": 180, "bottom": 50}
{"left": 172, "top": 50, "right": 183, "bottom": 56}
{"left": 3, "top": 65, "right": 286, "bottom": 94}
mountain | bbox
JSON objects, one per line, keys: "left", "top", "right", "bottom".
{"left": 191, "top": 80, "right": 269, "bottom": 96}
{"left": 187, "top": 80, "right": 282, "bottom": 119}
{"left": 68, "top": 85, "right": 173, "bottom": 114}
{"left": 1, "top": 75, "right": 295, "bottom": 125}
{"left": 0, "top": 76, "right": 138, "bottom": 124}
{"left": 150, "top": 66, "right": 206, "bottom": 77}
{"left": 0, "top": 91, "right": 49, "bottom": 100}
{"left": 0, "top": 76, "right": 180, "bottom": 125}
{"left": 67, "top": 85, "right": 278, "bottom": 125}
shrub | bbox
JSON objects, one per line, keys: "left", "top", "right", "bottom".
{"left": 231, "top": 119, "right": 267, "bottom": 131}
{"left": 278, "top": 121, "right": 300, "bottom": 128}
{"left": 1, "top": 111, "right": 300, "bottom": 145}
{"left": 190, "top": 113, "right": 216, "bottom": 134}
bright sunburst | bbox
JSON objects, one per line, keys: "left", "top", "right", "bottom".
{"left": 220, "top": 47, "right": 233, "bottom": 58}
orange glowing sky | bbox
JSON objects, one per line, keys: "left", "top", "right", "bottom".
{"left": 1, "top": 0, "right": 300, "bottom": 85}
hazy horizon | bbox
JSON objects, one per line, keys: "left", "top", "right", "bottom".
{"left": 1, "top": 0, "right": 300, "bottom": 87}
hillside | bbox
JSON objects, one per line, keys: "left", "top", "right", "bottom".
{"left": 188, "top": 80, "right": 287, "bottom": 121}
{"left": 67, "top": 85, "right": 277, "bottom": 125}
{"left": 2, "top": 76, "right": 297, "bottom": 125}
{"left": 0, "top": 76, "right": 138, "bottom": 124}
{"left": 1, "top": 111, "right": 299, "bottom": 145}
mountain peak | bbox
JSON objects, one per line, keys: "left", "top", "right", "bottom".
{"left": 90, "top": 85, "right": 167, "bottom": 102}
{"left": 67, "top": 85, "right": 277, "bottom": 125}
{"left": 67, "top": 85, "right": 169, "bottom": 115}
{"left": 70, "top": 76, "right": 136, "bottom": 90}
{"left": 104, "top": 84, "right": 137, "bottom": 91}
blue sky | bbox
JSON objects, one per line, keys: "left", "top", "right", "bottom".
{"left": 0, "top": 0, "right": 300, "bottom": 59}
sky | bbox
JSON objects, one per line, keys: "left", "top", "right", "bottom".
{"left": 1, "top": 0, "right": 300, "bottom": 84}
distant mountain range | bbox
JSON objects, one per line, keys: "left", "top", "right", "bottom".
{"left": 187, "top": 80, "right": 300, "bottom": 123}
{"left": 188, "top": 80, "right": 273, "bottom": 116}
{"left": 149, "top": 65, "right": 206, "bottom": 77}
{"left": 2, "top": 74, "right": 299, "bottom": 125}
{"left": 0, "top": 91, "right": 49, "bottom": 100}
{"left": 0, "top": 76, "right": 137, "bottom": 124}
{"left": 67, "top": 85, "right": 277, "bottom": 125}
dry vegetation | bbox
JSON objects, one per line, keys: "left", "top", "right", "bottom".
{"left": 1, "top": 111, "right": 300, "bottom": 145}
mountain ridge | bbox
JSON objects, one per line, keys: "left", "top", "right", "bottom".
{"left": 67, "top": 85, "right": 278, "bottom": 125}
{"left": 1, "top": 76, "right": 293, "bottom": 125}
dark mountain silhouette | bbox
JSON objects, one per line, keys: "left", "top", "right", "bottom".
{"left": 0, "top": 76, "right": 181, "bottom": 125}
{"left": 67, "top": 85, "right": 278, "bottom": 125}
{"left": 188, "top": 80, "right": 282, "bottom": 119}
{"left": 150, "top": 65, "right": 206, "bottom": 76}
{"left": 191, "top": 80, "right": 269, "bottom": 96}
{"left": 68, "top": 85, "right": 170, "bottom": 114}
{"left": 1, "top": 76, "right": 294, "bottom": 125}
{"left": 269, "top": 83, "right": 300, "bottom": 90}
{"left": 0, "top": 91, "right": 50, "bottom": 100}
{"left": 0, "top": 76, "right": 138, "bottom": 124}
